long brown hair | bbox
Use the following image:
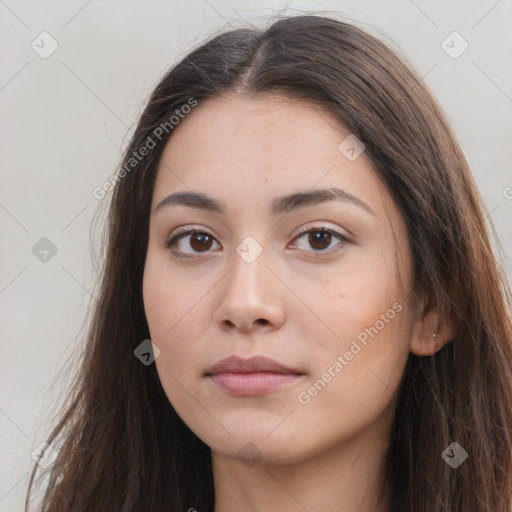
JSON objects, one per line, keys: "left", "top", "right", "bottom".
{"left": 25, "top": 14, "right": 512, "bottom": 512}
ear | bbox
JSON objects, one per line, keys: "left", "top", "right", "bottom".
{"left": 410, "top": 296, "right": 455, "bottom": 356}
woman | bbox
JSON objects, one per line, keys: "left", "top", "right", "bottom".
{"left": 26, "top": 14, "right": 512, "bottom": 512}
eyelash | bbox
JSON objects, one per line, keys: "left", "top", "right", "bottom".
{"left": 165, "top": 225, "right": 351, "bottom": 259}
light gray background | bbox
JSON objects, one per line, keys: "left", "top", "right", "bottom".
{"left": 1, "top": 1, "right": 511, "bottom": 510}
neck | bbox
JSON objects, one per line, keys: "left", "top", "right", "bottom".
{"left": 211, "top": 425, "right": 391, "bottom": 512}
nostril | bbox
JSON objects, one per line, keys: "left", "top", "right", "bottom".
{"left": 220, "top": 318, "right": 270, "bottom": 330}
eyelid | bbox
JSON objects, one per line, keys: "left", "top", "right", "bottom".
{"left": 166, "top": 224, "right": 213, "bottom": 243}
{"left": 292, "top": 221, "right": 351, "bottom": 241}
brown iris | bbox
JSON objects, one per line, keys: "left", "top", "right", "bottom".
{"left": 189, "top": 233, "right": 213, "bottom": 252}
{"left": 308, "top": 230, "right": 331, "bottom": 251}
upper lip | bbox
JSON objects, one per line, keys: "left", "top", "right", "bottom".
{"left": 205, "top": 355, "right": 303, "bottom": 376}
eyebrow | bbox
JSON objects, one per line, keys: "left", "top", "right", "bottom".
{"left": 153, "top": 187, "right": 375, "bottom": 216}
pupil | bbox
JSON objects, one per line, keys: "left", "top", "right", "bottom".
{"left": 309, "top": 231, "right": 331, "bottom": 250}
{"left": 191, "top": 233, "right": 212, "bottom": 251}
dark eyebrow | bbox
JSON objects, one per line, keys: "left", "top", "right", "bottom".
{"left": 153, "top": 187, "right": 375, "bottom": 216}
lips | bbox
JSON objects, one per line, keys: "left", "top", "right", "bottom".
{"left": 205, "top": 355, "right": 302, "bottom": 376}
{"left": 205, "top": 355, "right": 305, "bottom": 396}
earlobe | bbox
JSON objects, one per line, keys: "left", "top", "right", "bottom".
{"left": 410, "top": 306, "right": 454, "bottom": 356}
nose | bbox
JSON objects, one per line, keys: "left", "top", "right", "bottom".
{"left": 212, "top": 245, "right": 286, "bottom": 333}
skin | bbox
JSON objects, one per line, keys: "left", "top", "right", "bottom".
{"left": 142, "top": 93, "right": 451, "bottom": 512}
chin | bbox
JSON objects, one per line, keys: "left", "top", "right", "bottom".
{"left": 206, "top": 429, "right": 309, "bottom": 467}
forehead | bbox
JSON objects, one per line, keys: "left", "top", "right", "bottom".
{"left": 152, "top": 93, "right": 390, "bottom": 219}
{"left": 159, "top": 93, "right": 351, "bottom": 170}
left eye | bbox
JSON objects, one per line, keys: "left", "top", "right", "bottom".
{"left": 291, "top": 228, "right": 349, "bottom": 253}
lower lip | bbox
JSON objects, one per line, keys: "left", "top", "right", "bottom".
{"left": 209, "top": 372, "right": 303, "bottom": 395}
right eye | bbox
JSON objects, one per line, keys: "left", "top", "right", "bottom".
{"left": 166, "top": 228, "right": 221, "bottom": 258}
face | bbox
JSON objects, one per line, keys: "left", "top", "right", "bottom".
{"left": 142, "top": 93, "right": 418, "bottom": 466}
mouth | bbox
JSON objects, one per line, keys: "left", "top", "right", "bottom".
{"left": 205, "top": 355, "right": 306, "bottom": 396}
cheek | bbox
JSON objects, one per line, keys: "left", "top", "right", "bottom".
{"left": 292, "top": 300, "right": 411, "bottom": 451}
{"left": 306, "top": 258, "right": 403, "bottom": 351}
{"left": 142, "top": 252, "right": 214, "bottom": 409}
{"left": 295, "top": 252, "right": 411, "bottom": 412}
{"left": 144, "top": 284, "right": 201, "bottom": 423}
{"left": 143, "top": 250, "right": 209, "bottom": 342}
